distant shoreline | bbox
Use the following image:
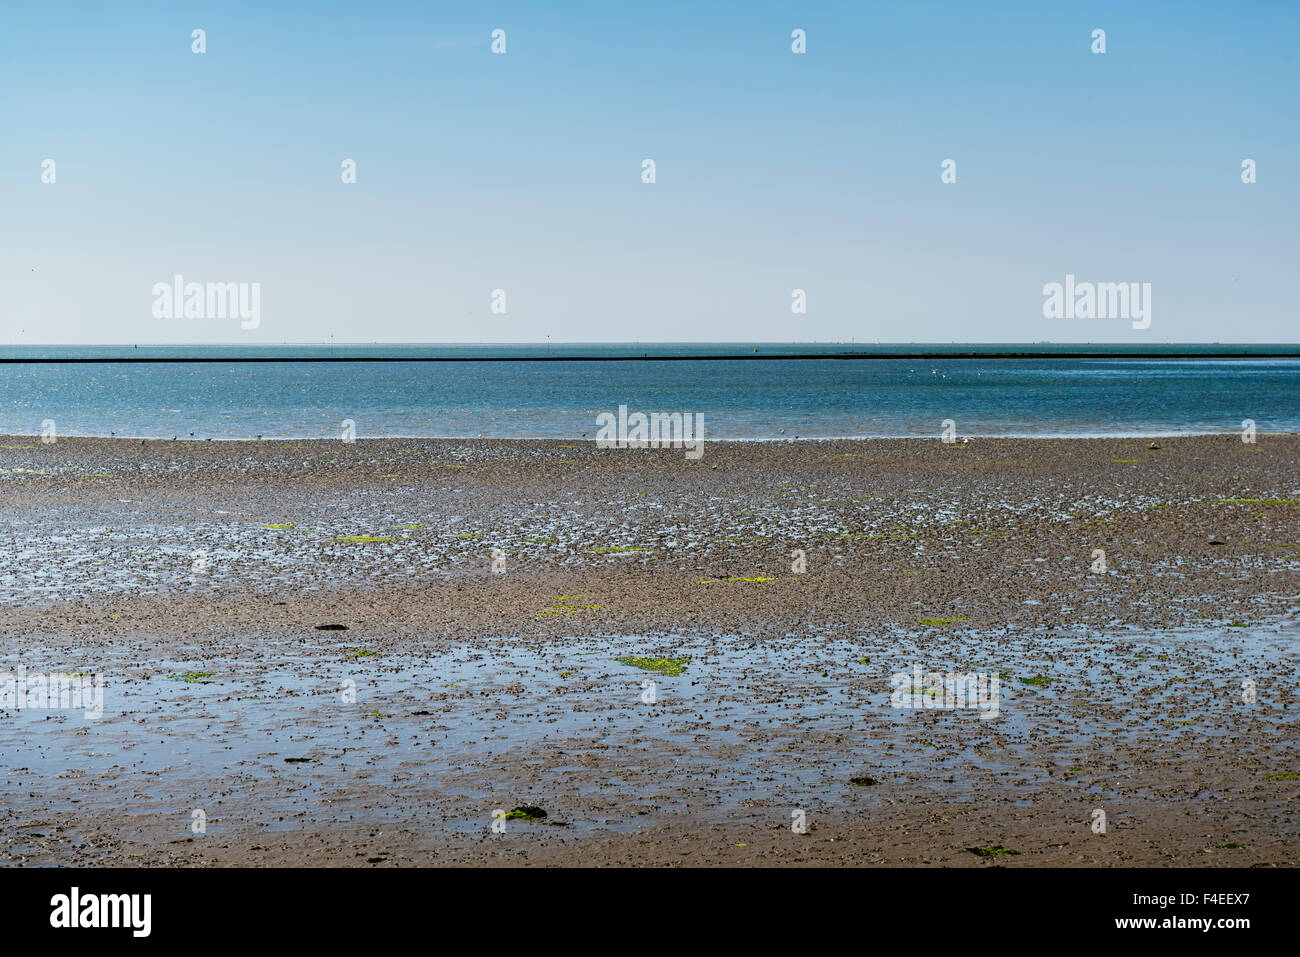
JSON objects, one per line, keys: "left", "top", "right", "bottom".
{"left": 4, "top": 351, "right": 1300, "bottom": 363}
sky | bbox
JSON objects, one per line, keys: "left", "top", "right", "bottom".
{"left": 2, "top": 0, "right": 1297, "bottom": 344}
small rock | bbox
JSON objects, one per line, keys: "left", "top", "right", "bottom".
{"left": 1208, "top": 535, "right": 1226, "bottom": 545}
{"left": 1149, "top": 442, "right": 1160, "bottom": 450}
{"left": 315, "top": 623, "right": 349, "bottom": 630}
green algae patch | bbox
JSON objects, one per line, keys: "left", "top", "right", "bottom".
{"left": 345, "top": 649, "right": 381, "bottom": 658}
{"left": 1110, "top": 459, "right": 1142, "bottom": 464}
{"left": 398, "top": 524, "right": 423, "bottom": 529}
{"left": 1262, "top": 770, "right": 1300, "bottom": 781}
{"left": 968, "top": 845, "right": 1020, "bottom": 858}
{"left": 848, "top": 775, "right": 879, "bottom": 787}
{"left": 538, "top": 597, "right": 604, "bottom": 618}
{"left": 588, "top": 546, "right": 653, "bottom": 553}
{"left": 169, "top": 671, "right": 216, "bottom": 684}
{"left": 916, "top": 616, "right": 967, "bottom": 626}
{"left": 504, "top": 806, "right": 547, "bottom": 821}
{"left": 614, "top": 656, "right": 689, "bottom": 677}
{"left": 455, "top": 532, "right": 481, "bottom": 539}
{"left": 262, "top": 523, "right": 296, "bottom": 529}
{"left": 1019, "top": 675, "right": 1053, "bottom": 686}
{"left": 331, "top": 535, "right": 393, "bottom": 543}
{"left": 518, "top": 537, "right": 559, "bottom": 544}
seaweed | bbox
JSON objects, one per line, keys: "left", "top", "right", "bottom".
{"left": 504, "top": 805, "right": 547, "bottom": 821}
{"left": 967, "top": 845, "right": 1020, "bottom": 857}
{"left": 614, "top": 656, "right": 689, "bottom": 677}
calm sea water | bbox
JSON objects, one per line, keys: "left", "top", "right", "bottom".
{"left": 1, "top": 344, "right": 1297, "bottom": 440}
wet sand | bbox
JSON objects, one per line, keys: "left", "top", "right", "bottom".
{"left": 1, "top": 434, "right": 1297, "bottom": 866}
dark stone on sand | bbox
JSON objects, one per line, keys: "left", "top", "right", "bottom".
{"left": 315, "top": 623, "right": 349, "bottom": 630}
{"left": 849, "top": 775, "right": 879, "bottom": 787}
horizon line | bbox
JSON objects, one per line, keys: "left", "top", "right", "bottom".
{"left": 4, "top": 350, "right": 1300, "bottom": 364}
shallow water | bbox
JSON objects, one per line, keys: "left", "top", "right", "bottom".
{"left": 2, "top": 345, "right": 1299, "bottom": 439}
{"left": 4, "top": 620, "right": 1295, "bottom": 845}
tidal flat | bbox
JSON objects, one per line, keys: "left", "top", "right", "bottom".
{"left": 1, "top": 434, "right": 1296, "bottom": 866}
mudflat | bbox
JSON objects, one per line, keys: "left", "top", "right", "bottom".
{"left": 1, "top": 434, "right": 1297, "bottom": 866}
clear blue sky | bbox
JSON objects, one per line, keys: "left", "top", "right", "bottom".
{"left": 2, "top": 0, "right": 1296, "bottom": 344}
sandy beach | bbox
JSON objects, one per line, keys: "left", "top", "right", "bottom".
{"left": 1, "top": 434, "right": 1297, "bottom": 866}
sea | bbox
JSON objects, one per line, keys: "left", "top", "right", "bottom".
{"left": 1, "top": 343, "right": 1297, "bottom": 440}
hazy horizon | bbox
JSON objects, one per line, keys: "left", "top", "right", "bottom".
{"left": 3, "top": 340, "right": 1299, "bottom": 348}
